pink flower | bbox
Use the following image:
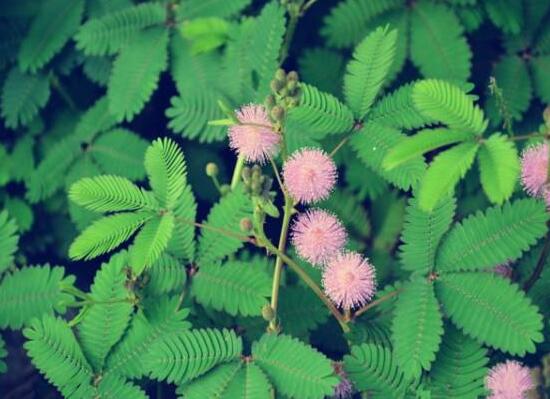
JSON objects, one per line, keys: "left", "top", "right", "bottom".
{"left": 322, "top": 252, "right": 376, "bottom": 309}
{"left": 283, "top": 148, "right": 337, "bottom": 204}
{"left": 228, "top": 104, "right": 280, "bottom": 163}
{"left": 291, "top": 209, "right": 347, "bottom": 267}
{"left": 486, "top": 360, "right": 534, "bottom": 399}
{"left": 332, "top": 362, "right": 353, "bottom": 399}
{"left": 521, "top": 143, "right": 548, "bottom": 198}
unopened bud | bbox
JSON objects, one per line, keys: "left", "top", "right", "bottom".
{"left": 205, "top": 162, "right": 218, "bottom": 177}
{"left": 265, "top": 95, "right": 276, "bottom": 108}
{"left": 271, "top": 105, "right": 285, "bottom": 121}
{"left": 242, "top": 167, "right": 252, "bottom": 182}
{"left": 275, "top": 68, "right": 286, "bottom": 82}
{"left": 239, "top": 218, "right": 253, "bottom": 232}
{"left": 287, "top": 71, "right": 299, "bottom": 81}
{"left": 220, "top": 184, "right": 230, "bottom": 195}
{"left": 287, "top": 79, "right": 298, "bottom": 92}
{"left": 270, "top": 79, "right": 284, "bottom": 93}
{"left": 261, "top": 304, "right": 275, "bottom": 321}
{"left": 544, "top": 106, "right": 550, "bottom": 128}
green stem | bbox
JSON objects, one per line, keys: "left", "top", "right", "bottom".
{"left": 61, "top": 285, "right": 90, "bottom": 301}
{"left": 50, "top": 74, "right": 77, "bottom": 111}
{"left": 65, "top": 297, "right": 133, "bottom": 307}
{"left": 268, "top": 195, "right": 294, "bottom": 331}
{"left": 353, "top": 289, "right": 401, "bottom": 319}
{"left": 230, "top": 155, "right": 245, "bottom": 190}
{"left": 524, "top": 228, "right": 550, "bottom": 292}
{"left": 279, "top": 11, "right": 299, "bottom": 64}
{"left": 509, "top": 132, "right": 547, "bottom": 141}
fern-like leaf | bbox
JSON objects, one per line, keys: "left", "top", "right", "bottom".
{"left": 436, "top": 199, "right": 548, "bottom": 272}
{"left": 252, "top": 333, "right": 338, "bottom": 399}
{"left": 79, "top": 252, "right": 134, "bottom": 371}
{"left": 383, "top": 128, "right": 472, "bottom": 171}
{"left": 298, "top": 48, "right": 345, "bottom": 97}
{"left": 144, "top": 138, "right": 187, "bottom": 210}
{"left": 392, "top": 279, "right": 444, "bottom": 379}
{"left": 197, "top": 186, "right": 252, "bottom": 265}
{"left": 484, "top": 0, "right": 523, "bottom": 34}
{"left": 344, "top": 25, "right": 397, "bottom": 119}
{"left": 410, "top": 1, "right": 471, "bottom": 82}
{"left": 177, "top": 0, "right": 252, "bottom": 19}
{"left": 412, "top": 79, "right": 487, "bottom": 135}
{"left": 75, "top": 3, "right": 166, "bottom": 56}
{"left": 69, "top": 175, "right": 150, "bottom": 213}
{"left": 417, "top": 141, "right": 480, "bottom": 212}
{"left": 0, "top": 265, "right": 74, "bottom": 329}
{"left": 143, "top": 254, "right": 187, "bottom": 296}
{"left": 108, "top": 26, "right": 169, "bottom": 121}
{"left": 0, "top": 334, "right": 6, "bottom": 373}
{"left": 278, "top": 285, "right": 329, "bottom": 337}
{"left": 23, "top": 316, "right": 94, "bottom": 398}
{"left": 69, "top": 211, "right": 153, "bottom": 260}
{"left": 344, "top": 342, "right": 413, "bottom": 397}
{"left": 192, "top": 261, "right": 271, "bottom": 317}
{"left": 435, "top": 272, "right": 544, "bottom": 355}
{"left": 144, "top": 328, "right": 242, "bottom": 384}
{"left": 478, "top": 133, "right": 519, "bottom": 204}
{"left": 400, "top": 197, "right": 455, "bottom": 273}
{"left": 166, "top": 185, "right": 197, "bottom": 262}
{"left": 1, "top": 67, "right": 50, "bottom": 129}
{"left": 95, "top": 373, "right": 148, "bottom": 399}
{"left": 129, "top": 213, "right": 175, "bottom": 275}
{"left": 0, "top": 210, "right": 19, "bottom": 273}
{"left": 350, "top": 122, "right": 426, "bottom": 190}
{"left": 532, "top": 56, "right": 550, "bottom": 103}
{"left": 17, "top": 0, "right": 84, "bottom": 72}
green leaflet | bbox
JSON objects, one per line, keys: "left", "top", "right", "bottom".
{"left": 477, "top": 133, "right": 520, "bottom": 204}
{"left": 392, "top": 279, "right": 443, "bottom": 379}
{"left": 177, "top": 0, "right": 252, "bottom": 19}
{"left": 95, "top": 373, "right": 148, "bottom": 399}
{"left": 17, "top": 0, "right": 84, "bottom": 72}
{"left": 298, "top": 48, "right": 345, "bottom": 97}
{"left": 0, "top": 335, "right": 6, "bottom": 373}
{"left": 435, "top": 272, "right": 544, "bottom": 355}
{"left": 344, "top": 25, "right": 397, "bottom": 119}
{"left": 436, "top": 199, "right": 548, "bottom": 272}
{"left": 417, "top": 141, "right": 480, "bottom": 212}
{"left": 484, "top": 0, "right": 523, "bottom": 34}
{"left": 0, "top": 210, "right": 19, "bottom": 274}
{"left": 192, "top": 261, "right": 271, "bottom": 317}
{"left": 143, "top": 254, "right": 187, "bottom": 296}
{"left": 252, "top": 334, "right": 338, "bottom": 399}
{"left": 0, "top": 265, "right": 75, "bottom": 329}
{"left": 108, "top": 26, "right": 169, "bottom": 121}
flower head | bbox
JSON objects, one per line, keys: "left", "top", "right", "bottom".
{"left": 486, "top": 360, "right": 534, "bottom": 399}
{"left": 332, "top": 362, "right": 353, "bottom": 399}
{"left": 521, "top": 143, "right": 548, "bottom": 197}
{"left": 283, "top": 148, "right": 337, "bottom": 204}
{"left": 291, "top": 209, "right": 347, "bottom": 267}
{"left": 322, "top": 251, "right": 376, "bottom": 309}
{"left": 228, "top": 104, "right": 280, "bottom": 163}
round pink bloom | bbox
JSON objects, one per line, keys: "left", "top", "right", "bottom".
{"left": 228, "top": 104, "right": 280, "bottom": 163}
{"left": 521, "top": 143, "right": 548, "bottom": 197}
{"left": 322, "top": 252, "right": 376, "bottom": 309}
{"left": 283, "top": 148, "right": 337, "bottom": 204}
{"left": 291, "top": 209, "right": 347, "bottom": 267}
{"left": 486, "top": 360, "right": 534, "bottom": 399}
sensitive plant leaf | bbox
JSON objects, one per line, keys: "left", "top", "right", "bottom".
{"left": 69, "top": 175, "right": 151, "bottom": 213}
{"left": 278, "top": 285, "right": 329, "bottom": 337}
{"left": 417, "top": 141, "right": 480, "bottom": 212}
{"left": 484, "top": 0, "right": 523, "bottom": 34}
{"left": 0, "top": 266, "right": 75, "bottom": 329}
{"left": 392, "top": 279, "right": 444, "bottom": 379}
{"left": 17, "top": 0, "right": 84, "bottom": 72}
{"left": 69, "top": 211, "right": 154, "bottom": 261}
{"left": 177, "top": 0, "right": 252, "bottom": 19}
{"left": 252, "top": 334, "right": 338, "bottom": 399}
{"left": 96, "top": 373, "right": 148, "bottom": 399}
{"left": 0, "top": 335, "right": 6, "bottom": 373}
{"left": 532, "top": 56, "right": 550, "bottom": 103}
{"left": 143, "top": 254, "right": 187, "bottom": 297}
{"left": 0, "top": 210, "right": 19, "bottom": 273}
{"left": 435, "top": 272, "right": 544, "bottom": 355}
{"left": 181, "top": 17, "right": 231, "bottom": 54}
{"left": 108, "top": 26, "right": 169, "bottom": 122}
{"left": 1, "top": 67, "right": 50, "bottom": 129}
{"left": 192, "top": 261, "right": 271, "bottom": 317}
{"left": 298, "top": 48, "right": 345, "bottom": 97}
{"left": 166, "top": 185, "right": 197, "bottom": 262}
{"left": 477, "top": 134, "right": 520, "bottom": 204}
{"left": 436, "top": 199, "right": 548, "bottom": 272}
{"left": 23, "top": 316, "right": 94, "bottom": 398}
{"left": 344, "top": 25, "right": 397, "bottom": 119}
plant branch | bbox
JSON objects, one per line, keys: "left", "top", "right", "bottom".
{"left": 353, "top": 289, "right": 401, "bottom": 319}
{"left": 175, "top": 216, "right": 255, "bottom": 244}
{"left": 523, "top": 229, "right": 550, "bottom": 292}
{"left": 269, "top": 157, "right": 285, "bottom": 194}
{"left": 509, "top": 132, "right": 547, "bottom": 141}
{"left": 230, "top": 155, "right": 245, "bottom": 190}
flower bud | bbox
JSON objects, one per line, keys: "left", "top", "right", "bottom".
{"left": 287, "top": 71, "right": 299, "bottom": 81}
{"left": 275, "top": 68, "right": 286, "bottom": 82}
{"left": 239, "top": 217, "right": 253, "bottom": 232}
{"left": 265, "top": 95, "right": 276, "bottom": 108}
{"left": 219, "top": 184, "right": 231, "bottom": 195}
{"left": 261, "top": 304, "right": 275, "bottom": 321}
{"left": 544, "top": 106, "right": 550, "bottom": 128}
{"left": 270, "top": 79, "right": 284, "bottom": 93}
{"left": 271, "top": 105, "right": 285, "bottom": 121}
{"left": 205, "top": 162, "right": 219, "bottom": 177}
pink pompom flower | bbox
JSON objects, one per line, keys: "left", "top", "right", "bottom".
{"left": 521, "top": 143, "right": 549, "bottom": 198}
{"left": 228, "top": 104, "right": 280, "bottom": 163}
{"left": 291, "top": 209, "right": 347, "bottom": 267}
{"left": 486, "top": 360, "right": 534, "bottom": 399}
{"left": 283, "top": 148, "right": 337, "bottom": 204}
{"left": 322, "top": 251, "right": 376, "bottom": 309}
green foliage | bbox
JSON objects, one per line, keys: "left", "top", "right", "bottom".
{"left": 1, "top": 68, "right": 50, "bottom": 129}
{"left": 399, "top": 197, "right": 455, "bottom": 273}
{"left": 392, "top": 279, "right": 443, "bottom": 380}
{"left": 0, "top": 210, "right": 19, "bottom": 273}
{"left": 410, "top": 2, "right": 471, "bottom": 82}
{"left": 298, "top": 48, "right": 344, "bottom": 96}
{"left": 23, "top": 316, "right": 94, "bottom": 398}
{"left": 17, "top": 0, "right": 84, "bottom": 72}
{"left": 477, "top": 133, "right": 520, "bottom": 204}
{"left": 0, "top": 334, "right": 6, "bottom": 373}
{"left": 144, "top": 328, "right": 242, "bottom": 384}
{"left": 436, "top": 199, "right": 548, "bottom": 272}
{"left": 278, "top": 285, "right": 329, "bottom": 337}
{"left": 0, "top": 266, "right": 74, "bottom": 329}
{"left": 252, "top": 334, "right": 338, "bottom": 399}
{"left": 144, "top": 254, "right": 187, "bottom": 296}
{"left": 192, "top": 260, "right": 271, "bottom": 317}
{"left": 484, "top": 0, "right": 523, "bottom": 34}
{"left": 436, "top": 272, "right": 544, "bottom": 355}
{"left": 95, "top": 374, "right": 148, "bottom": 399}
{"left": 344, "top": 25, "right": 397, "bottom": 118}
{"left": 78, "top": 252, "right": 133, "bottom": 371}
{"left": 178, "top": 0, "right": 252, "bottom": 19}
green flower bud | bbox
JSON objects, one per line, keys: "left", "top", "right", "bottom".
{"left": 287, "top": 70, "right": 299, "bottom": 81}
{"left": 261, "top": 304, "right": 275, "bottom": 321}
{"left": 265, "top": 95, "right": 276, "bottom": 108}
{"left": 271, "top": 105, "right": 285, "bottom": 121}
{"left": 220, "top": 184, "right": 231, "bottom": 195}
{"left": 270, "top": 79, "right": 284, "bottom": 93}
{"left": 275, "top": 68, "right": 286, "bottom": 82}
{"left": 205, "top": 162, "right": 219, "bottom": 177}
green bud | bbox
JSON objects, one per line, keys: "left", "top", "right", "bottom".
{"left": 265, "top": 95, "right": 276, "bottom": 108}
{"left": 241, "top": 167, "right": 252, "bottom": 183}
{"left": 270, "top": 79, "right": 284, "bottom": 93}
{"left": 205, "top": 162, "right": 219, "bottom": 177}
{"left": 271, "top": 105, "right": 285, "bottom": 121}
{"left": 544, "top": 106, "right": 550, "bottom": 128}
{"left": 261, "top": 304, "right": 275, "bottom": 321}
{"left": 275, "top": 68, "right": 286, "bottom": 82}
{"left": 287, "top": 70, "right": 299, "bottom": 81}
{"left": 220, "top": 184, "right": 231, "bottom": 195}
{"left": 287, "top": 79, "right": 298, "bottom": 91}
